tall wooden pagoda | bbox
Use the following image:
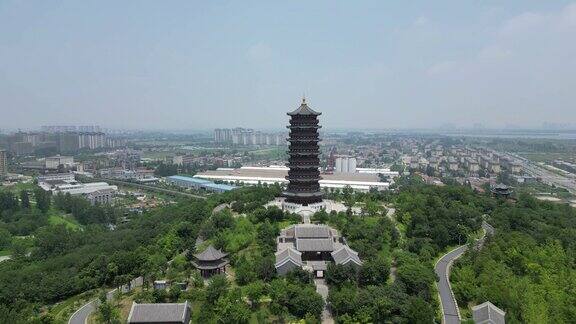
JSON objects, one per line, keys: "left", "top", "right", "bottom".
{"left": 283, "top": 98, "right": 323, "bottom": 206}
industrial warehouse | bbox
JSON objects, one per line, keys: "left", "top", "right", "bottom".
{"left": 166, "top": 175, "right": 236, "bottom": 193}
{"left": 194, "top": 165, "right": 395, "bottom": 192}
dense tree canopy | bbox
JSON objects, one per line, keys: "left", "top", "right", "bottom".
{"left": 452, "top": 193, "right": 576, "bottom": 323}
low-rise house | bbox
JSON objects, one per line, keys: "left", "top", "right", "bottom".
{"left": 275, "top": 248, "right": 303, "bottom": 275}
{"left": 331, "top": 245, "right": 362, "bottom": 267}
{"left": 153, "top": 280, "right": 169, "bottom": 290}
{"left": 275, "top": 224, "right": 361, "bottom": 277}
{"left": 127, "top": 301, "right": 191, "bottom": 324}
{"left": 472, "top": 301, "right": 505, "bottom": 324}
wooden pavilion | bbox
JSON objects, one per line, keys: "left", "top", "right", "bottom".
{"left": 191, "top": 245, "right": 229, "bottom": 278}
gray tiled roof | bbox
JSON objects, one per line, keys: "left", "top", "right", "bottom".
{"left": 331, "top": 246, "right": 362, "bottom": 266}
{"left": 294, "top": 224, "right": 331, "bottom": 238}
{"left": 275, "top": 248, "right": 303, "bottom": 267}
{"left": 296, "top": 238, "right": 334, "bottom": 251}
{"left": 194, "top": 245, "right": 227, "bottom": 261}
{"left": 472, "top": 301, "right": 506, "bottom": 324}
{"left": 287, "top": 99, "right": 322, "bottom": 116}
{"left": 127, "top": 301, "right": 190, "bottom": 323}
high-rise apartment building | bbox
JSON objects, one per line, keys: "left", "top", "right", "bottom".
{"left": 0, "top": 150, "right": 7, "bottom": 177}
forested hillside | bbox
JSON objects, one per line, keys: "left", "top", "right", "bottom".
{"left": 452, "top": 193, "right": 576, "bottom": 323}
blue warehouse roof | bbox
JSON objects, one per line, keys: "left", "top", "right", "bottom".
{"left": 167, "top": 175, "right": 211, "bottom": 184}
{"left": 167, "top": 175, "right": 236, "bottom": 191}
{"left": 204, "top": 182, "right": 236, "bottom": 191}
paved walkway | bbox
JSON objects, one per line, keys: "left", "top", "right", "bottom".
{"left": 69, "top": 277, "right": 143, "bottom": 324}
{"left": 0, "top": 255, "right": 11, "bottom": 263}
{"left": 212, "top": 202, "right": 231, "bottom": 214}
{"left": 314, "top": 279, "right": 334, "bottom": 324}
{"left": 435, "top": 221, "right": 494, "bottom": 324}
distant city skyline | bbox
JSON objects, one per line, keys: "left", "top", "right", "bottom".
{"left": 1, "top": 1, "right": 576, "bottom": 130}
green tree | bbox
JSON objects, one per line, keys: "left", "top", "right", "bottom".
{"left": 33, "top": 188, "right": 51, "bottom": 213}
{"left": 358, "top": 258, "right": 389, "bottom": 287}
{"left": 235, "top": 256, "right": 257, "bottom": 285}
{"left": 96, "top": 293, "right": 120, "bottom": 324}
{"left": 325, "top": 263, "right": 358, "bottom": 287}
{"left": 206, "top": 274, "right": 229, "bottom": 304}
{"left": 0, "top": 191, "right": 18, "bottom": 212}
{"left": 214, "top": 289, "right": 251, "bottom": 324}
{"left": 10, "top": 239, "right": 27, "bottom": 259}
{"left": 245, "top": 281, "right": 265, "bottom": 308}
{"left": 0, "top": 228, "right": 12, "bottom": 250}
{"left": 19, "top": 190, "right": 30, "bottom": 209}
{"left": 405, "top": 296, "right": 434, "bottom": 324}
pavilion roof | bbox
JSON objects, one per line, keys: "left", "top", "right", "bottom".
{"left": 194, "top": 245, "right": 228, "bottom": 261}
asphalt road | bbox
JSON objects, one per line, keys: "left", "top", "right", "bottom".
{"left": 68, "top": 300, "right": 96, "bottom": 324}
{"left": 68, "top": 289, "right": 116, "bottom": 324}
{"left": 504, "top": 152, "right": 576, "bottom": 194}
{"left": 435, "top": 221, "right": 494, "bottom": 324}
{"left": 435, "top": 245, "right": 467, "bottom": 324}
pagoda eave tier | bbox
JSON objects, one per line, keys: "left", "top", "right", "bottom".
{"left": 286, "top": 164, "right": 320, "bottom": 169}
{"left": 286, "top": 125, "right": 322, "bottom": 129}
{"left": 288, "top": 152, "right": 319, "bottom": 156}
{"left": 286, "top": 138, "right": 320, "bottom": 142}
{"left": 285, "top": 177, "right": 322, "bottom": 182}
{"left": 283, "top": 191, "right": 323, "bottom": 198}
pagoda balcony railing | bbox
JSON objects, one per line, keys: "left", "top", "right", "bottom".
{"left": 288, "top": 159, "right": 320, "bottom": 167}
{"left": 286, "top": 163, "right": 320, "bottom": 169}
{"left": 286, "top": 172, "right": 320, "bottom": 178}
{"left": 288, "top": 170, "right": 319, "bottom": 176}
{"left": 286, "top": 176, "right": 321, "bottom": 182}
{"left": 287, "top": 137, "right": 320, "bottom": 142}
{"left": 287, "top": 125, "right": 321, "bottom": 129}
{"left": 286, "top": 186, "right": 321, "bottom": 192}
{"left": 287, "top": 147, "right": 320, "bottom": 155}
{"left": 288, "top": 151, "right": 319, "bottom": 156}
{"left": 287, "top": 120, "right": 319, "bottom": 126}
{"left": 288, "top": 144, "right": 319, "bottom": 148}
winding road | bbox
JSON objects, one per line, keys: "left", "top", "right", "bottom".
{"left": 68, "top": 289, "right": 116, "bottom": 324}
{"left": 435, "top": 221, "right": 494, "bottom": 324}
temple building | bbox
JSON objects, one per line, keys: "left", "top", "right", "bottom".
{"left": 491, "top": 183, "right": 513, "bottom": 199}
{"left": 191, "top": 245, "right": 229, "bottom": 278}
{"left": 472, "top": 301, "right": 506, "bottom": 324}
{"left": 283, "top": 98, "right": 324, "bottom": 209}
{"left": 275, "top": 223, "right": 362, "bottom": 277}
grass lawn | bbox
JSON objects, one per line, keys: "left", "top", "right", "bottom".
{"left": 48, "top": 209, "right": 82, "bottom": 230}
{"left": 249, "top": 147, "right": 286, "bottom": 158}
{"left": 0, "top": 250, "right": 10, "bottom": 257}
{"left": 0, "top": 181, "right": 36, "bottom": 193}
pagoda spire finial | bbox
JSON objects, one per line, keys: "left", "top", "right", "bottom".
{"left": 302, "top": 93, "right": 306, "bottom": 104}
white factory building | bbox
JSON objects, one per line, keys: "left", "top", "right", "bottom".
{"left": 38, "top": 173, "right": 117, "bottom": 205}
{"left": 194, "top": 166, "right": 397, "bottom": 191}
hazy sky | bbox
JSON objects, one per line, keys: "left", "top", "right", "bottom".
{"left": 1, "top": 1, "right": 575, "bottom": 131}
